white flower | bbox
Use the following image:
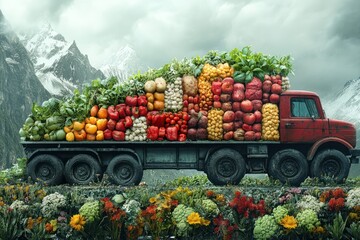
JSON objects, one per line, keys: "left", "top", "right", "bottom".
{"left": 296, "top": 195, "right": 325, "bottom": 213}
{"left": 10, "top": 200, "right": 29, "bottom": 212}
{"left": 346, "top": 188, "right": 360, "bottom": 208}
{"left": 41, "top": 192, "right": 66, "bottom": 218}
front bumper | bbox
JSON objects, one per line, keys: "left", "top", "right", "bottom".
{"left": 350, "top": 149, "right": 360, "bottom": 164}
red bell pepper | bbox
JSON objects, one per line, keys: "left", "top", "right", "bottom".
{"left": 132, "top": 107, "right": 140, "bottom": 118}
{"left": 158, "top": 127, "right": 166, "bottom": 138}
{"left": 124, "top": 116, "right": 133, "bottom": 128}
{"left": 125, "top": 106, "right": 132, "bottom": 116}
{"left": 139, "top": 106, "right": 147, "bottom": 116}
{"left": 147, "top": 126, "right": 159, "bottom": 141}
{"left": 152, "top": 113, "right": 165, "bottom": 127}
{"left": 112, "top": 130, "right": 125, "bottom": 141}
{"left": 137, "top": 95, "right": 147, "bottom": 106}
{"left": 178, "top": 133, "right": 187, "bottom": 142}
{"left": 107, "top": 119, "right": 117, "bottom": 130}
{"left": 107, "top": 106, "right": 119, "bottom": 121}
{"left": 116, "top": 104, "right": 126, "bottom": 119}
{"left": 180, "top": 125, "right": 188, "bottom": 134}
{"left": 166, "top": 126, "right": 178, "bottom": 141}
{"left": 125, "top": 96, "right": 138, "bottom": 107}
{"left": 115, "top": 120, "right": 126, "bottom": 131}
{"left": 104, "top": 129, "right": 112, "bottom": 140}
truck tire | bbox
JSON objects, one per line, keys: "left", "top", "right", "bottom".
{"left": 27, "top": 154, "right": 64, "bottom": 185}
{"left": 205, "top": 149, "right": 246, "bottom": 186}
{"left": 106, "top": 155, "right": 143, "bottom": 186}
{"left": 310, "top": 149, "right": 350, "bottom": 183}
{"left": 64, "top": 154, "right": 102, "bottom": 185}
{"left": 268, "top": 149, "right": 308, "bottom": 186}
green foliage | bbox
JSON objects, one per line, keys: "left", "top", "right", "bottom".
{"left": 326, "top": 213, "right": 348, "bottom": 240}
{"left": 0, "top": 158, "right": 27, "bottom": 184}
{"left": 0, "top": 208, "right": 25, "bottom": 240}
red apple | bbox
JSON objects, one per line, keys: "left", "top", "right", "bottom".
{"left": 211, "top": 81, "right": 222, "bottom": 95}
{"left": 264, "top": 74, "right": 271, "bottom": 81}
{"left": 188, "top": 103, "right": 194, "bottom": 110}
{"left": 232, "top": 89, "right": 245, "bottom": 102}
{"left": 194, "top": 104, "right": 200, "bottom": 112}
{"left": 223, "top": 111, "right": 235, "bottom": 123}
{"left": 253, "top": 123, "right": 262, "bottom": 133}
{"left": 193, "top": 95, "right": 199, "bottom": 104}
{"left": 242, "top": 124, "right": 253, "bottom": 132}
{"left": 262, "top": 80, "right": 272, "bottom": 93}
{"left": 213, "top": 94, "right": 220, "bottom": 101}
{"left": 271, "top": 84, "right": 282, "bottom": 94}
{"left": 240, "top": 100, "right": 253, "bottom": 113}
{"left": 244, "top": 131, "right": 256, "bottom": 141}
{"left": 243, "top": 113, "right": 256, "bottom": 125}
{"left": 213, "top": 101, "right": 222, "bottom": 108}
{"left": 223, "top": 122, "right": 234, "bottom": 132}
{"left": 263, "top": 92, "right": 270, "bottom": 100}
{"left": 188, "top": 96, "right": 194, "bottom": 103}
{"left": 255, "top": 132, "right": 262, "bottom": 140}
{"left": 269, "top": 94, "right": 280, "bottom": 103}
{"left": 221, "top": 77, "right": 234, "bottom": 94}
{"left": 232, "top": 102, "right": 242, "bottom": 111}
{"left": 271, "top": 76, "right": 277, "bottom": 83}
{"left": 254, "top": 110, "right": 262, "bottom": 123}
{"left": 223, "top": 131, "right": 234, "bottom": 140}
{"left": 235, "top": 111, "right": 244, "bottom": 121}
{"left": 234, "top": 121, "right": 243, "bottom": 129}
{"left": 183, "top": 100, "right": 189, "bottom": 107}
{"left": 252, "top": 100, "right": 262, "bottom": 111}
{"left": 234, "top": 83, "right": 245, "bottom": 91}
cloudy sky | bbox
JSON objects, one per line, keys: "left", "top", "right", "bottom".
{"left": 0, "top": 0, "right": 359, "bottom": 98}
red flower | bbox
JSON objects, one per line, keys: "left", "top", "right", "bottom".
{"left": 329, "top": 197, "right": 345, "bottom": 212}
{"left": 206, "top": 190, "right": 215, "bottom": 198}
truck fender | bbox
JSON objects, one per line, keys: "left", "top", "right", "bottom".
{"left": 111, "top": 148, "right": 142, "bottom": 165}
{"left": 204, "top": 146, "right": 224, "bottom": 164}
{"left": 28, "top": 148, "right": 101, "bottom": 163}
{"left": 307, "top": 137, "right": 353, "bottom": 160}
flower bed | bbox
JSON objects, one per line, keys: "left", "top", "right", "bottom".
{"left": 0, "top": 176, "right": 360, "bottom": 239}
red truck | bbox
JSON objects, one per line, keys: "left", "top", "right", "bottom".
{"left": 21, "top": 90, "right": 359, "bottom": 186}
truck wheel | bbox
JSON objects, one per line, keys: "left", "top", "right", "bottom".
{"left": 268, "top": 149, "right": 308, "bottom": 186}
{"left": 64, "top": 154, "right": 102, "bottom": 185}
{"left": 205, "top": 149, "right": 246, "bottom": 186}
{"left": 27, "top": 154, "right": 64, "bottom": 185}
{"left": 310, "top": 149, "right": 350, "bottom": 183}
{"left": 106, "top": 155, "right": 143, "bottom": 186}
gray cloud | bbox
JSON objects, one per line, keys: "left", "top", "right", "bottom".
{"left": 0, "top": 0, "right": 359, "bottom": 98}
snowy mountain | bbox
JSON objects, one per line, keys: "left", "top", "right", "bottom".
{"left": 19, "top": 24, "right": 104, "bottom": 96}
{"left": 100, "top": 44, "right": 142, "bottom": 81}
{"left": 322, "top": 77, "right": 360, "bottom": 143}
{"left": 0, "top": 11, "right": 50, "bottom": 167}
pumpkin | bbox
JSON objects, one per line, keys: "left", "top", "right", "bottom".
{"left": 154, "top": 92, "right": 165, "bottom": 101}
{"left": 154, "top": 100, "right": 164, "bottom": 111}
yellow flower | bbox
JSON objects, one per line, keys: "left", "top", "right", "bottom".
{"left": 149, "top": 197, "right": 157, "bottom": 204}
{"left": 349, "top": 212, "right": 360, "bottom": 221}
{"left": 215, "top": 194, "right": 226, "bottom": 203}
{"left": 200, "top": 218, "right": 211, "bottom": 226}
{"left": 50, "top": 220, "right": 58, "bottom": 232}
{"left": 187, "top": 212, "right": 202, "bottom": 225}
{"left": 70, "top": 214, "right": 86, "bottom": 231}
{"left": 280, "top": 215, "right": 297, "bottom": 229}
{"left": 312, "top": 226, "right": 325, "bottom": 234}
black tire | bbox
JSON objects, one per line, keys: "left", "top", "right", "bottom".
{"left": 106, "top": 155, "right": 143, "bottom": 186}
{"left": 27, "top": 154, "right": 64, "bottom": 185}
{"left": 64, "top": 154, "right": 102, "bottom": 185}
{"left": 205, "top": 149, "right": 246, "bottom": 186}
{"left": 268, "top": 149, "right": 308, "bottom": 186}
{"left": 310, "top": 149, "right": 350, "bottom": 183}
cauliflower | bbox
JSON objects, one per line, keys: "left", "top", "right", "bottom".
{"left": 296, "top": 209, "right": 320, "bottom": 232}
{"left": 172, "top": 204, "right": 195, "bottom": 237}
{"left": 79, "top": 201, "right": 101, "bottom": 222}
{"left": 253, "top": 215, "right": 278, "bottom": 240}
{"left": 273, "top": 206, "right": 288, "bottom": 224}
{"left": 41, "top": 192, "right": 66, "bottom": 218}
{"left": 201, "top": 199, "right": 220, "bottom": 217}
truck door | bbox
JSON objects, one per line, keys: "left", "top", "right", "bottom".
{"left": 280, "top": 97, "right": 328, "bottom": 143}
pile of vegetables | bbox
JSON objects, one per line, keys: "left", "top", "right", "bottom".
{"left": 19, "top": 46, "right": 293, "bottom": 142}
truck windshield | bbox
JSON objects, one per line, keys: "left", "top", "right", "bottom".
{"left": 291, "top": 98, "right": 319, "bottom": 118}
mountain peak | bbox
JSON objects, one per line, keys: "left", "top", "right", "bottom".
{"left": 0, "top": 10, "right": 4, "bottom": 22}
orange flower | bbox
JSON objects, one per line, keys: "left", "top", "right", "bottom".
{"left": 280, "top": 215, "right": 297, "bottom": 229}
{"left": 45, "top": 223, "right": 53, "bottom": 233}
{"left": 70, "top": 214, "right": 86, "bottom": 231}
{"left": 26, "top": 217, "right": 35, "bottom": 230}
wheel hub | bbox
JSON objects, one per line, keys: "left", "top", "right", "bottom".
{"left": 281, "top": 159, "right": 298, "bottom": 177}
{"left": 37, "top": 164, "right": 54, "bottom": 180}
{"left": 74, "top": 163, "right": 91, "bottom": 181}
{"left": 116, "top": 164, "right": 133, "bottom": 180}
{"left": 217, "top": 159, "right": 236, "bottom": 177}
{"left": 321, "top": 159, "right": 340, "bottom": 177}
